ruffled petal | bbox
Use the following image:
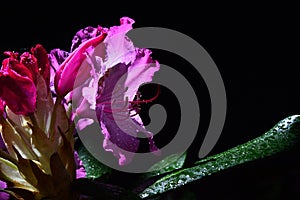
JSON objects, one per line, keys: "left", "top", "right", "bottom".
{"left": 103, "top": 16, "right": 136, "bottom": 69}
{"left": 71, "top": 26, "right": 102, "bottom": 52}
{"left": 124, "top": 48, "right": 160, "bottom": 101}
{"left": 96, "top": 60, "right": 159, "bottom": 165}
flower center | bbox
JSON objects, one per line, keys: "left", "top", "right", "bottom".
{"left": 100, "top": 85, "right": 160, "bottom": 121}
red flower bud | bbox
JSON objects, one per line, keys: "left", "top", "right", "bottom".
{"left": 0, "top": 67, "right": 36, "bottom": 115}
{"left": 0, "top": 51, "right": 39, "bottom": 115}
{"left": 31, "top": 44, "right": 51, "bottom": 89}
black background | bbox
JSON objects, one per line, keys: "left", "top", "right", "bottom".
{"left": 1, "top": 2, "right": 299, "bottom": 200}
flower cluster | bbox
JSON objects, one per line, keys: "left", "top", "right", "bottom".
{"left": 0, "top": 43, "right": 78, "bottom": 199}
{"left": 0, "top": 16, "right": 160, "bottom": 199}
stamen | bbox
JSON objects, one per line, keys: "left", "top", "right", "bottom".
{"left": 129, "top": 85, "right": 160, "bottom": 104}
{"left": 100, "top": 85, "right": 161, "bottom": 121}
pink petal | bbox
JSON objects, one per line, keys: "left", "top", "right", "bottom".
{"left": 124, "top": 48, "right": 160, "bottom": 101}
{"left": 54, "top": 32, "right": 107, "bottom": 97}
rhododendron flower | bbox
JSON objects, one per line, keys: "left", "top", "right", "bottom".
{"left": 0, "top": 45, "right": 50, "bottom": 116}
{"left": 50, "top": 17, "right": 160, "bottom": 165}
{"left": 96, "top": 58, "right": 160, "bottom": 165}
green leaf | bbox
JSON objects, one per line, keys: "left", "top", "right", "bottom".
{"left": 139, "top": 115, "right": 300, "bottom": 198}
{"left": 77, "top": 144, "right": 111, "bottom": 179}
{"left": 34, "top": 74, "right": 54, "bottom": 134}
{"left": 145, "top": 152, "right": 187, "bottom": 178}
{"left": 0, "top": 118, "right": 36, "bottom": 160}
{"left": 49, "top": 153, "right": 76, "bottom": 200}
{"left": 5, "top": 109, "right": 32, "bottom": 151}
{"left": 29, "top": 159, "right": 55, "bottom": 196}
{"left": 29, "top": 124, "right": 55, "bottom": 174}
{"left": 0, "top": 188, "right": 28, "bottom": 200}
{"left": 13, "top": 146, "right": 38, "bottom": 187}
{"left": 48, "top": 97, "right": 69, "bottom": 145}
{"left": 0, "top": 157, "right": 36, "bottom": 192}
{"left": 57, "top": 127, "right": 76, "bottom": 180}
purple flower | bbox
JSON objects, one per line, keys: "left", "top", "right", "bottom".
{"left": 49, "top": 17, "right": 161, "bottom": 166}
{"left": 95, "top": 49, "right": 161, "bottom": 165}
{"left": 0, "top": 180, "right": 9, "bottom": 200}
{"left": 72, "top": 17, "right": 160, "bottom": 165}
